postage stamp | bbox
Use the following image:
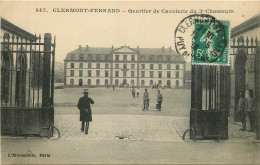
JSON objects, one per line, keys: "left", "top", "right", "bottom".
{"left": 175, "top": 14, "right": 230, "bottom": 65}
{"left": 192, "top": 19, "right": 230, "bottom": 65}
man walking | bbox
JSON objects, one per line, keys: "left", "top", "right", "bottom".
{"left": 237, "top": 90, "right": 247, "bottom": 131}
{"left": 157, "top": 90, "right": 163, "bottom": 111}
{"left": 143, "top": 88, "right": 149, "bottom": 111}
{"left": 77, "top": 89, "right": 94, "bottom": 134}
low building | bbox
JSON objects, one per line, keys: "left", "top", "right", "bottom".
{"left": 64, "top": 45, "right": 186, "bottom": 88}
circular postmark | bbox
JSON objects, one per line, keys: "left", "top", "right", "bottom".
{"left": 174, "top": 14, "right": 228, "bottom": 64}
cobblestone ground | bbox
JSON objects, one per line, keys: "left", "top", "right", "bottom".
{"left": 55, "top": 115, "right": 182, "bottom": 141}
{"left": 54, "top": 114, "right": 256, "bottom": 142}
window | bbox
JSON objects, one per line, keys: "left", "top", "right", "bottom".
{"left": 131, "top": 55, "right": 135, "bottom": 61}
{"left": 141, "top": 64, "right": 145, "bottom": 69}
{"left": 115, "top": 64, "right": 119, "bottom": 69}
{"left": 70, "top": 79, "right": 74, "bottom": 85}
{"left": 131, "top": 71, "right": 135, "bottom": 78}
{"left": 88, "top": 63, "right": 92, "bottom": 69}
{"left": 123, "top": 71, "right": 127, "bottom": 78}
{"left": 115, "top": 71, "right": 119, "bottom": 77}
{"left": 149, "top": 56, "right": 153, "bottom": 61}
{"left": 105, "top": 70, "right": 109, "bottom": 77}
{"left": 88, "top": 70, "right": 91, "bottom": 77}
{"left": 123, "top": 55, "right": 127, "bottom": 61}
{"left": 176, "top": 64, "right": 179, "bottom": 70}
{"left": 96, "top": 79, "right": 100, "bottom": 86}
{"left": 88, "top": 79, "right": 91, "bottom": 85}
{"left": 115, "top": 79, "right": 119, "bottom": 86}
{"left": 167, "top": 64, "right": 171, "bottom": 70}
{"left": 79, "top": 55, "right": 83, "bottom": 60}
{"left": 141, "top": 71, "right": 145, "bottom": 78}
{"left": 70, "top": 70, "right": 74, "bottom": 76}
{"left": 150, "top": 80, "right": 153, "bottom": 86}
{"left": 88, "top": 54, "right": 93, "bottom": 60}
{"left": 105, "top": 55, "right": 109, "bottom": 61}
{"left": 141, "top": 56, "right": 145, "bottom": 61}
{"left": 158, "top": 64, "right": 162, "bottom": 69}
{"left": 71, "top": 55, "right": 74, "bottom": 60}
{"left": 141, "top": 80, "right": 145, "bottom": 86}
{"left": 79, "top": 63, "right": 83, "bottom": 68}
{"left": 115, "top": 55, "right": 119, "bottom": 61}
{"left": 96, "top": 63, "right": 100, "bottom": 69}
{"left": 167, "top": 71, "right": 171, "bottom": 78}
{"left": 167, "top": 56, "right": 171, "bottom": 61}
{"left": 96, "top": 55, "right": 101, "bottom": 60}
{"left": 150, "top": 64, "right": 154, "bottom": 69}
{"left": 150, "top": 71, "right": 154, "bottom": 78}
{"left": 79, "top": 70, "right": 83, "bottom": 77}
{"left": 96, "top": 70, "right": 100, "bottom": 77}
{"left": 158, "top": 56, "right": 162, "bottom": 61}
{"left": 71, "top": 63, "right": 74, "bottom": 68}
{"left": 105, "top": 63, "right": 109, "bottom": 69}
{"left": 131, "top": 64, "right": 135, "bottom": 69}
{"left": 176, "top": 72, "right": 179, "bottom": 78}
{"left": 123, "top": 64, "right": 127, "bottom": 69}
{"left": 158, "top": 71, "right": 162, "bottom": 78}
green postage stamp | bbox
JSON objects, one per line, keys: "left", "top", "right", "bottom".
{"left": 192, "top": 20, "right": 230, "bottom": 65}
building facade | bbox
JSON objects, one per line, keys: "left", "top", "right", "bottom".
{"left": 64, "top": 45, "right": 186, "bottom": 87}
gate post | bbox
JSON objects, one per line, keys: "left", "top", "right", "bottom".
{"left": 42, "top": 33, "right": 52, "bottom": 107}
{"left": 256, "top": 44, "right": 260, "bottom": 140}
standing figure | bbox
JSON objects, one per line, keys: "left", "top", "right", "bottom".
{"left": 237, "top": 90, "right": 247, "bottom": 131}
{"left": 157, "top": 90, "right": 163, "bottom": 111}
{"left": 77, "top": 89, "right": 94, "bottom": 134}
{"left": 246, "top": 89, "right": 256, "bottom": 132}
{"left": 113, "top": 84, "right": 115, "bottom": 90}
{"left": 132, "top": 87, "right": 136, "bottom": 98}
{"left": 136, "top": 88, "right": 140, "bottom": 98}
{"left": 143, "top": 88, "right": 150, "bottom": 111}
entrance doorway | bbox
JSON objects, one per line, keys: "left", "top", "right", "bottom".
{"left": 234, "top": 50, "right": 247, "bottom": 121}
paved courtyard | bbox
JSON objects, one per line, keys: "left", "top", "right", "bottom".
{"left": 1, "top": 88, "right": 259, "bottom": 164}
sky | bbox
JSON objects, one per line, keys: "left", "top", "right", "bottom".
{"left": 1, "top": 1, "right": 260, "bottom": 62}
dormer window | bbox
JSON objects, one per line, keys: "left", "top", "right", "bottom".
{"left": 71, "top": 55, "right": 74, "bottom": 60}
{"left": 96, "top": 55, "right": 101, "bottom": 60}
{"left": 79, "top": 55, "right": 83, "bottom": 60}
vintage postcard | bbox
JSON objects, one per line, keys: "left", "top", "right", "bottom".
{"left": 1, "top": 1, "right": 260, "bottom": 164}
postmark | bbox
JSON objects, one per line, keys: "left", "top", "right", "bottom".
{"left": 174, "top": 14, "right": 230, "bottom": 65}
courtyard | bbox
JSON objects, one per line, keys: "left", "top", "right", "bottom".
{"left": 2, "top": 87, "right": 259, "bottom": 164}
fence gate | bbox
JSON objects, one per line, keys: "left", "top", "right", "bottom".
{"left": 1, "top": 32, "right": 56, "bottom": 136}
{"left": 190, "top": 65, "right": 230, "bottom": 140}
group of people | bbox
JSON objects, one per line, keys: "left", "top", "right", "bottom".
{"left": 131, "top": 87, "right": 163, "bottom": 111}
{"left": 237, "top": 89, "right": 256, "bottom": 132}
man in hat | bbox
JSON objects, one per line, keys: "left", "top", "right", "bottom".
{"left": 237, "top": 90, "right": 247, "bottom": 131}
{"left": 77, "top": 89, "right": 94, "bottom": 134}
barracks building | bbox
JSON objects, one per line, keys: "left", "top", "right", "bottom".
{"left": 64, "top": 45, "right": 186, "bottom": 88}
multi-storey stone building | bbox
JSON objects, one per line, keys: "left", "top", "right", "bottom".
{"left": 64, "top": 45, "right": 186, "bottom": 87}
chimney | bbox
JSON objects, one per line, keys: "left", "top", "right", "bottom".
{"left": 137, "top": 46, "right": 139, "bottom": 51}
{"left": 162, "top": 46, "right": 164, "bottom": 52}
{"left": 170, "top": 46, "right": 172, "bottom": 52}
{"left": 86, "top": 45, "right": 88, "bottom": 51}
{"left": 112, "top": 45, "right": 114, "bottom": 51}
{"left": 79, "top": 45, "right": 82, "bottom": 51}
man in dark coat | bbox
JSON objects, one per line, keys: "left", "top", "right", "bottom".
{"left": 237, "top": 90, "right": 247, "bottom": 131}
{"left": 77, "top": 89, "right": 94, "bottom": 134}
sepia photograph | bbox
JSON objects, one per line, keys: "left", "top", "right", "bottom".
{"left": 1, "top": 1, "right": 260, "bottom": 164}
